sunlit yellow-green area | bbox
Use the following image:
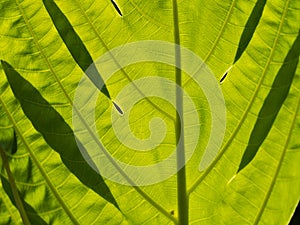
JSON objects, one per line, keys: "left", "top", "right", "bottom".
{"left": 0, "top": 0, "right": 299, "bottom": 224}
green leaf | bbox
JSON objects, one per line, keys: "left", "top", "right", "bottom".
{"left": 0, "top": 0, "right": 300, "bottom": 224}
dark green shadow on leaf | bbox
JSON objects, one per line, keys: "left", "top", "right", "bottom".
{"left": 11, "top": 131, "right": 17, "bottom": 154}
{"left": 1, "top": 61, "right": 119, "bottom": 209}
{"left": 238, "top": 30, "right": 300, "bottom": 172}
{"left": 42, "top": 0, "right": 110, "bottom": 99}
{"left": 1, "top": 175, "right": 48, "bottom": 225}
{"left": 234, "top": 0, "right": 266, "bottom": 63}
{"left": 0, "top": 119, "right": 17, "bottom": 154}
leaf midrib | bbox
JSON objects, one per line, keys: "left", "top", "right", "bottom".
{"left": 171, "top": 0, "right": 188, "bottom": 224}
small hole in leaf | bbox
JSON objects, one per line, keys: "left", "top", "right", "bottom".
{"left": 170, "top": 210, "right": 175, "bottom": 216}
{"left": 220, "top": 65, "right": 232, "bottom": 83}
{"left": 111, "top": 0, "right": 123, "bottom": 16}
{"left": 220, "top": 71, "right": 228, "bottom": 83}
{"left": 113, "top": 101, "right": 124, "bottom": 115}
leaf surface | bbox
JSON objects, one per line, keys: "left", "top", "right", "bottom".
{"left": 0, "top": 0, "right": 299, "bottom": 224}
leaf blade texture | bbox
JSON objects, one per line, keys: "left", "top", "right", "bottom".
{"left": 0, "top": 0, "right": 299, "bottom": 224}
